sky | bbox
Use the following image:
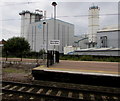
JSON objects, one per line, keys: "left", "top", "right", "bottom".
{"left": 0, "top": 0, "right": 119, "bottom": 40}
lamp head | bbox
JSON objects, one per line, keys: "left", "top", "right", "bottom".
{"left": 52, "top": 2, "right": 57, "bottom": 6}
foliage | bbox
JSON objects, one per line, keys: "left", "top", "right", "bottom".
{"left": 3, "top": 37, "right": 30, "bottom": 57}
{"left": 60, "top": 55, "right": 120, "bottom": 62}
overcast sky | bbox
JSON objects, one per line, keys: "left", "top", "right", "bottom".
{"left": 0, "top": 0, "right": 119, "bottom": 40}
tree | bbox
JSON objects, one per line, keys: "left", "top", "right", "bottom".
{"left": 3, "top": 37, "right": 30, "bottom": 61}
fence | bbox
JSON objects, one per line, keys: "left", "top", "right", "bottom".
{"left": 1, "top": 50, "right": 60, "bottom": 67}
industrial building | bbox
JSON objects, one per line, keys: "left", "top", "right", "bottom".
{"left": 19, "top": 10, "right": 74, "bottom": 53}
{"left": 64, "top": 5, "right": 120, "bottom": 56}
{"left": 19, "top": 5, "right": 119, "bottom": 56}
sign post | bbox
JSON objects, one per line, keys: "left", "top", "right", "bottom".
{"left": 49, "top": 40, "right": 60, "bottom": 64}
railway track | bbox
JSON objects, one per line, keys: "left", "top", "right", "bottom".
{"left": 1, "top": 81, "right": 120, "bottom": 101}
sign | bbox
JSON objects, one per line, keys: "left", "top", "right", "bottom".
{"left": 38, "top": 24, "right": 42, "bottom": 29}
{"left": 50, "top": 40, "right": 60, "bottom": 45}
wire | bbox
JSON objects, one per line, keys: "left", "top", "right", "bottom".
{"left": 57, "top": 13, "right": 119, "bottom": 18}
{"left": 0, "top": 13, "right": 119, "bottom": 22}
{"left": 0, "top": 2, "right": 39, "bottom": 7}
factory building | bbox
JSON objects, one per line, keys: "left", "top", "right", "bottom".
{"left": 64, "top": 5, "right": 120, "bottom": 56}
{"left": 19, "top": 10, "right": 74, "bottom": 53}
{"left": 96, "top": 27, "right": 119, "bottom": 48}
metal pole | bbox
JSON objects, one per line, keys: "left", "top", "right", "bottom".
{"left": 46, "top": 23, "right": 49, "bottom": 67}
{"left": 46, "top": 23, "right": 48, "bottom": 52}
{"left": 52, "top": 2, "right": 57, "bottom": 64}
{"left": 54, "top": 5, "right": 56, "bottom": 63}
{"left": 43, "top": 22, "right": 46, "bottom": 60}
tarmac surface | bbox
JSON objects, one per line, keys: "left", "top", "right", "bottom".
{"left": 34, "top": 60, "right": 119, "bottom": 76}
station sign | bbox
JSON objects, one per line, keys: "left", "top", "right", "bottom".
{"left": 50, "top": 40, "right": 60, "bottom": 45}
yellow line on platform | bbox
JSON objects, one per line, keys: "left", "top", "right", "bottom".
{"left": 49, "top": 68, "right": 118, "bottom": 74}
{"left": 33, "top": 66, "right": 118, "bottom": 75}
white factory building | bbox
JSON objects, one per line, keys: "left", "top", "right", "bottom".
{"left": 64, "top": 5, "right": 120, "bottom": 56}
{"left": 19, "top": 11, "right": 74, "bottom": 53}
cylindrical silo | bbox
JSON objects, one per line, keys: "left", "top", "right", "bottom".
{"left": 88, "top": 6, "right": 100, "bottom": 44}
{"left": 19, "top": 11, "right": 31, "bottom": 39}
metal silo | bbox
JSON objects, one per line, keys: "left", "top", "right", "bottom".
{"left": 88, "top": 5, "right": 100, "bottom": 48}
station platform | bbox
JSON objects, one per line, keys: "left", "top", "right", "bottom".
{"left": 32, "top": 60, "right": 119, "bottom": 87}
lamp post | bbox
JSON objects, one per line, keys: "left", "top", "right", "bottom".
{"left": 52, "top": 2, "right": 57, "bottom": 63}
{"left": 43, "top": 21, "right": 46, "bottom": 60}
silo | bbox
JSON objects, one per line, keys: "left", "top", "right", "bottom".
{"left": 19, "top": 11, "right": 43, "bottom": 40}
{"left": 31, "top": 13, "right": 35, "bottom": 23}
{"left": 19, "top": 11, "right": 31, "bottom": 39}
{"left": 88, "top": 5, "right": 100, "bottom": 47}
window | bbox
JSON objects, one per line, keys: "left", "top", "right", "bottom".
{"left": 100, "top": 36, "right": 107, "bottom": 48}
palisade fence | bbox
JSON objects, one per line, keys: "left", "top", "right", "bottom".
{"left": 1, "top": 50, "right": 59, "bottom": 67}
{"left": 2, "top": 52, "right": 47, "bottom": 66}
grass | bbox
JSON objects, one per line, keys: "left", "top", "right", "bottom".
{"left": 60, "top": 55, "right": 120, "bottom": 62}
{"left": 3, "top": 68, "right": 26, "bottom": 73}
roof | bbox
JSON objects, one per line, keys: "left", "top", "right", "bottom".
{"left": 97, "top": 27, "right": 120, "bottom": 33}
{"left": 0, "top": 39, "right": 6, "bottom": 45}
{"left": 31, "top": 18, "right": 74, "bottom": 26}
{"left": 75, "top": 48, "right": 120, "bottom": 52}
{"left": 46, "top": 18, "right": 74, "bottom": 26}
{"left": 19, "top": 10, "right": 43, "bottom": 16}
{"left": 89, "top": 6, "right": 99, "bottom": 10}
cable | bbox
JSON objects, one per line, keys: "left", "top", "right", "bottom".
{"left": 0, "top": 2, "right": 40, "bottom": 7}
{"left": 0, "top": 13, "right": 119, "bottom": 22}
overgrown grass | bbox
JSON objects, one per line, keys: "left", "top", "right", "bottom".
{"left": 3, "top": 68, "right": 26, "bottom": 73}
{"left": 60, "top": 55, "right": 120, "bottom": 62}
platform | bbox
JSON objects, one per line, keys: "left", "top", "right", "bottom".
{"left": 33, "top": 60, "right": 119, "bottom": 76}
{"left": 32, "top": 60, "right": 119, "bottom": 87}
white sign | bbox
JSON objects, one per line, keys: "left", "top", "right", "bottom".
{"left": 50, "top": 40, "right": 60, "bottom": 45}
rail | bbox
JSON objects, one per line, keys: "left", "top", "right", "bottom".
{"left": 1, "top": 81, "right": 120, "bottom": 101}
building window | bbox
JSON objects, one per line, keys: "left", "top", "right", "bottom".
{"left": 100, "top": 36, "right": 107, "bottom": 48}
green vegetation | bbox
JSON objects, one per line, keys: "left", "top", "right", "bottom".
{"left": 60, "top": 55, "right": 120, "bottom": 62}
{"left": 3, "top": 68, "right": 26, "bottom": 73}
{"left": 3, "top": 37, "right": 30, "bottom": 58}
{"left": 2, "top": 37, "right": 45, "bottom": 60}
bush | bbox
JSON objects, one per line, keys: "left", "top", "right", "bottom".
{"left": 60, "top": 55, "right": 120, "bottom": 62}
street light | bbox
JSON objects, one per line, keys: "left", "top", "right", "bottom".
{"left": 52, "top": 2, "right": 57, "bottom": 41}
{"left": 52, "top": 2, "right": 57, "bottom": 63}
{"left": 43, "top": 21, "right": 46, "bottom": 61}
